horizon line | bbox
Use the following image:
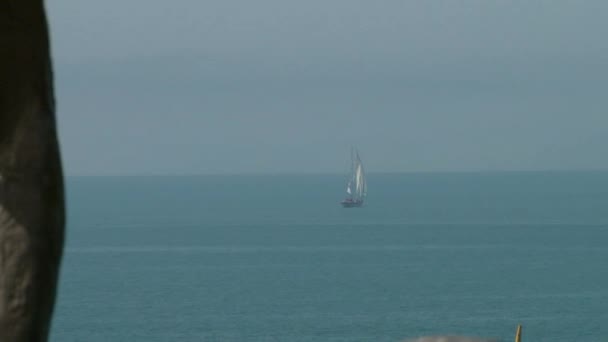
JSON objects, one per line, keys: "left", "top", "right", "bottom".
{"left": 64, "top": 168, "right": 608, "bottom": 178}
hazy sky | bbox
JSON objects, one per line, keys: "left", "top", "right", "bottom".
{"left": 47, "top": 1, "right": 608, "bottom": 175}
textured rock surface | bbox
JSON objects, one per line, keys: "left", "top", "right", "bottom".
{"left": 0, "top": 1, "right": 65, "bottom": 341}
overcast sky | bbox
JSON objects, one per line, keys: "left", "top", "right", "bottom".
{"left": 47, "top": 1, "right": 608, "bottom": 175}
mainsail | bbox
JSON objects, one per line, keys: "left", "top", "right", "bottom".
{"left": 345, "top": 148, "right": 366, "bottom": 202}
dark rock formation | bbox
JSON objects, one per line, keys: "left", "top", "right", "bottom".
{"left": 0, "top": 1, "right": 65, "bottom": 340}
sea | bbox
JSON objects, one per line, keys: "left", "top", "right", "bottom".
{"left": 50, "top": 172, "right": 608, "bottom": 341}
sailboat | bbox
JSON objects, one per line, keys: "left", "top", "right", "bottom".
{"left": 341, "top": 148, "right": 367, "bottom": 208}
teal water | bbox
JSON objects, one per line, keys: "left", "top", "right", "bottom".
{"left": 51, "top": 172, "right": 608, "bottom": 341}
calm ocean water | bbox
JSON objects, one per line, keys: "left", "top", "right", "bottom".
{"left": 51, "top": 172, "right": 608, "bottom": 341}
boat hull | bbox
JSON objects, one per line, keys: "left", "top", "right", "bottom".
{"left": 341, "top": 200, "right": 363, "bottom": 208}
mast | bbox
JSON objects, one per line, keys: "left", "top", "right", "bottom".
{"left": 346, "top": 146, "right": 355, "bottom": 198}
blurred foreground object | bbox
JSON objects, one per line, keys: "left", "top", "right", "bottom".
{"left": 0, "top": 1, "right": 65, "bottom": 341}
{"left": 404, "top": 325, "right": 523, "bottom": 342}
{"left": 515, "top": 324, "right": 522, "bottom": 342}
{"left": 405, "top": 337, "right": 497, "bottom": 342}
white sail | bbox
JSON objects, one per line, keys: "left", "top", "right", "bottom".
{"left": 355, "top": 163, "right": 365, "bottom": 199}
{"left": 345, "top": 148, "right": 366, "bottom": 202}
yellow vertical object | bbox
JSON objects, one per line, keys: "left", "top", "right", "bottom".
{"left": 515, "top": 324, "right": 522, "bottom": 342}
